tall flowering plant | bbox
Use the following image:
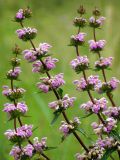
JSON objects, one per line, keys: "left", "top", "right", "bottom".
{"left": 70, "top": 6, "right": 120, "bottom": 160}
{"left": 2, "top": 5, "right": 120, "bottom": 160}
{"left": 2, "top": 9, "right": 55, "bottom": 160}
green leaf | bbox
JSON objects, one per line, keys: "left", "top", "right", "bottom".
{"left": 101, "top": 147, "right": 117, "bottom": 160}
{"left": 81, "top": 112, "right": 93, "bottom": 119}
{"left": 110, "top": 130, "right": 120, "bottom": 141}
{"left": 51, "top": 110, "right": 61, "bottom": 125}
{"left": 45, "top": 146, "right": 58, "bottom": 151}
{"left": 32, "top": 126, "right": 39, "bottom": 132}
{"left": 57, "top": 88, "right": 63, "bottom": 98}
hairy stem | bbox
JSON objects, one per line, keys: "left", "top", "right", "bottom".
{"left": 92, "top": 27, "right": 116, "bottom": 107}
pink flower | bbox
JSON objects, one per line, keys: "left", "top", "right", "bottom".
{"left": 70, "top": 56, "right": 89, "bottom": 73}
{"left": 70, "top": 33, "right": 86, "bottom": 46}
{"left": 89, "top": 16, "right": 105, "bottom": 27}
{"left": 80, "top": 97, "right": 108, "bottom": 113}
{"left": 33, "top": 137, "right": 47, "bottom": 152}
{"left": 23, "top": 49, "right": 37, "bottom": 62}
{"left": 36, "top": 43, "right": 52, "bottom": 55}
{"left": 7, "top": 67, "right": 21, "bottom": 79}
{"left": 48, "top": 94, "right": 76, "bottom": 110}
{"left": 3, "top": 102, "right": 28, "bottom": 114}
{"left": 10, "top": 146, "right": 21, "bottom": 160}
{"left": 15, "top": 9, "right": 24, "bottom": 20}
{"left": 32, "top": 57, "right": 58, "bottom": 73}
{"left": 88, "top": 40, "right": 106, "bottom": 52}
{"left": 37, "top": 73, "right": 65, "bottom": 93}
{"left": 5, "top": 124, "right": 33, "bottom": 141}
{"left": 95, "top": 57, "right": 113, "bottom": 69}
{"left": 74, "top": 75, "right": 101, "bottom": 91}
{"left": 23, "top": 144, "right": 34, "bottom": 157}
{"left": 16, "top": 27, "right": 37, "bottom": 41}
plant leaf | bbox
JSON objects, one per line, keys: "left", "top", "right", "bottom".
{"left": 57, "top": 88, "right": 63, "bottom": 99}
{"left": 51, "top": 111, "right": 61, "bottom": 125}
{"left": 101, "top": 147, "right": 117, "bottom": 160}
{"left": 45, "top": 146, "right": 58, "bottom": 151}
{"left": 110, "top": 130, "right": 120, "bottom": 141}
{"left": 81, "top": 112, "right": 93, "bottom": 119}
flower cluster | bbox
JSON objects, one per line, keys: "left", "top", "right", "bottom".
{"left": 95, "top": 77, "right": 120, "bottom": 94}
{"left": 89, "top": 16, "right": 105, "bottom": 28}
{"left": 103, "top": 106, "right": 120, "bottom": 119}
{"left": 37, "top": 73, "right": 65, "bottom": 93}
{"left": 76, "top": 145, "right": 104, "bottom": 160}
{"left": 59, "top": 117, "right": 80, "bottom": 136}
{"left": 10, "top": 144, "right": 34, "bottom": 159}
{"left": 32, "top": 57, "right": 59, "bottom": 73}
{"left": 23, "top": 43, "right": 52, "bottom": 62}
{"left": 88, "top": 40, "right": 106, "bottom": 52}
{"left": 2, "top": 86, "right": 26, "bottom": 101}
{"left": 95, "top": 57, "right": 113, "bottom": 70}
{"left": 10, "top": 137, "right": 48, "bottom": 159}
{"left": 70, "top": 33, "right": 86, "bottom": 46}
{"left": 5, "top": 124, "right": 33, "bottom": 142}
{"left": 48, "top": 94, "right": 76, "bottom": 110}
{"left": 3, "top": 102, "right": 28, "bottom": 118}
{"left": 70, "top": 56, "right": 89, "bottom": 73}
{"left": 16, "top": 27, "right": 37, "bottom": 41}
{"left": 96, "top": 137, "right": 115, "bottom": 149}
{"left": 15, "top": 8, "right": 32, "bottom": 22}
{"left": 73, "top": 17, "right": 87, "bottom": 27}
{"left": 33, "top": 137, "right": 47, "bottom": 152}
{"left": 80, "top": 97, "right": 107, "bottom": 113}
{"left": 91, "top": 117, "right": 117, "bottom": 134}
{"left": 6, "top": 67, "right": 21, "bottom": 80}
{"left": 74, "top": 75, "right": 100, "bottom": 91}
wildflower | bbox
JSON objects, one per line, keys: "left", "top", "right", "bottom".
{"left": 103, "top": 107, "right": 120, "bottom": 118}
{"left": 23, "top": 144, "right": 34, "bottom": 157}
{"left": 59, "top": 121, "right": 74, "bottom": 136}
{"left": 95, "top": 77, "right": 120, "bottom": 94}
{"left": 32, "top": 57, "right": 58, "bottom": 73}
{"left": 10, "top": 146, "right": 21, "bottom": 160}
{"left": 89, "top": 16, "right": 105, "bottom": 28}
{"left": 33, "top": 137, "right": 47, "bottom": 152}
{"left": 36, "top": 43, "right": 52, "bottom": 55}
{"left": 73, "top": 17, "right": 87, "bottom": 28}
{"left": 37, "top": 73, "right": 65, "bottom": 93}
{"left": 2, "top": 86, "right": 26, "bottom": 101}
{"left": 16, "top": 27, "right": 37, "bottom": 41}
{"left": 80, "top": 97, "right": 107, "bottom": 114}
{"left": 96, "top": 137, "right": 115, "bottom": 149}
{"left": 15, "top": 9, "right": 25, "bottom": 22}
{"left": 5, "top": 124, "right": 33, "bottom": 142}
{"left": 3, "top": 102, "right": 28, "bottom": 118}
{"left": 70, "top": 33, "right": 86, "bottom": 46}
{"left": 6, "top": 67, "right": 21, "bottom": 80}
{"left": 48, "top": 94, "right": 76, "bottom": 110}
{"left": 95, "top": 57, "right": 113, "bottom": 70}
{"left": 88, "top": 40, "right": 106, "bottom": 52}
{"left": 23, "top": 49, "right": 37, "bottom": 62}
{"left": 103, "top": 117, "right": 117, "bottom": 133}
{"left": 70, "top": 56, "right": 89, "bottom": 73}
{"left": 74, "top": 75, "right": 101, "bottom": 91}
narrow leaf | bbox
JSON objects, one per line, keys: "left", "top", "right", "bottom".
{"left": 101, "top": 147, "right": 117, "bottom": 160}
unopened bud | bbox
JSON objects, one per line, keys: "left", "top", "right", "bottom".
{"left": 77, "top": 5, "right": 86, "bottom": 15}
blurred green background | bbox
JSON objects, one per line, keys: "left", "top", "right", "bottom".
{"left": 0, "top": 0, "right": 120, "bottom": 159}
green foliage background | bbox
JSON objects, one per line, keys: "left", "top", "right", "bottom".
{"left": 0, "top": 0, "right": 120, "bottom": 159}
